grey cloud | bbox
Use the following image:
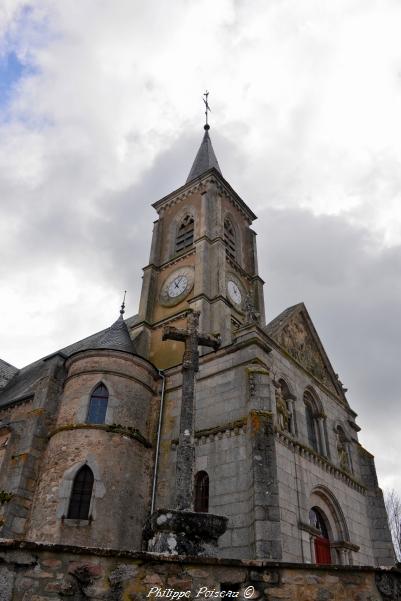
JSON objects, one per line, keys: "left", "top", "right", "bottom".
{"left": 256, "top": 206, "right": 401, "bottom": 478}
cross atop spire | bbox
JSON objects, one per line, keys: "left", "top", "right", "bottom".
{"left": 203, "top": 90, "right": 211, "bottom": 129}
{"left": 186, "top": 92, "right": 222, "bottom": 184}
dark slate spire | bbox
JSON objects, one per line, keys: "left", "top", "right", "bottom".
{"left": 78, "top": 293, "right": 135, "bottom": 355}
{"left": 186, "top": 125, "right": 222, "bottom": 183}
{"left": 96, "top": 313, "right": 136, "bottom": 354}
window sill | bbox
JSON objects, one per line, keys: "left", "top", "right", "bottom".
{"left": 62, "top": 518, "right": 91, "bottom": 527}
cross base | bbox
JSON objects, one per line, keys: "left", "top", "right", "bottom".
{"left": 146, "top": 509, "right": 228, "bottom": 557}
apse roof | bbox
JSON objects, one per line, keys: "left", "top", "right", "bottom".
{"left": 81, "top": 313, "right": 136, "bottom": 354}
{"left": 0, "top": 314, "right": 139, "bottom": 408}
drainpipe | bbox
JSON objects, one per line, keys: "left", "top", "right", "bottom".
{"left": 151, "top": 369, "right": 166, "bottom": 514}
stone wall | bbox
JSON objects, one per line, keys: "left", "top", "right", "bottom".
{"left": 0, "top": 540, "right": 399, "bottom": 601}
{"left": 24, "top": 349, "right": 159, "bottom": 550}
{"left": 268, "top": 346, "right": 395, "bottom": 567}
{"left": 154, "top": 340, "right": 275, "bottom": 560}
{"left": 153, "top": 332, "right": 394, "bottom": 565}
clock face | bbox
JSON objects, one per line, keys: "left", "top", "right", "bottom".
{"left": 168, "top": 275, "right": 188, "bottom": 298}
{"left": 160, "top": 267, "right": 195, "bottom": 307}
{"left": 227, "top": 280, "right": 242, "bottom": 305}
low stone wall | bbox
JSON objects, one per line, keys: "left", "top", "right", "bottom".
{"left": 0, "top": 539, "right": 400, "bottom": 601}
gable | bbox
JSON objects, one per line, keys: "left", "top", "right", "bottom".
{"left": 266, "top": 304, "right": 347, "bottom": 401}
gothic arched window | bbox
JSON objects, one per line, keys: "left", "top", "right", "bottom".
{"left": 224, "top": 218, "right": 236, "bottom": 260}
{"left": 175, "top": 215, "right": 194, "bottom": 253}
{"left": 194, "top": 471, "right": 209, "bottom": 513}
{"left": 86, "top": 384, "right": 108, "bottom": 424}
{"left": 67, "top": 465, "right": 94, "bottom": 520}
{"left": 304, "top": 392, "right": 319, "bottom": 453}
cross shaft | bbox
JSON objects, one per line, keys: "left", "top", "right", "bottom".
{"left": 163, "top": 311, "right": 220, "bottom": 510}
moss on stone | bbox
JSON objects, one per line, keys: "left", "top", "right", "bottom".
{"left": 51, "top": 423, "right": 152, "bottom": 448}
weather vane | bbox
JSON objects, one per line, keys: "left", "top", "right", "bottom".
{"left": 203, "top": 90, "right": 211, "bottom": 129}
{"left": 120, "top": 290, "right": 127, "bottom": 316}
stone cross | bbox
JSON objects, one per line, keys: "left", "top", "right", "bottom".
{"left": 203, "top": 90, "right": 211, "bottom": 127}
{"left": 163, "top": 311, "right": 221, "bottom": 510}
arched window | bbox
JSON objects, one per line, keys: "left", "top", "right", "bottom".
{"left": 194, "top": 471, "right": 209, "bottom": 513}
{"left": 224, "top": 218, "right": 236, "bottom": 260}
{"left": 67, "top": 465, "right": 94, "bottom": 520}
{"left": 305, "top": 401, "right": 318, "bottom": 452}
{"left": 309, "top": 506, "right": 331, "bottom": 564}
{"left": 175, "top": 215, "right": 194, "bottom": 253}
{"left": 86, "top": 384, "right": 108, "bottom": 424}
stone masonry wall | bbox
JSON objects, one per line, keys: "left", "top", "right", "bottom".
{"left": 24, "top": 350, "right": 158, "bottom": 551}
{"left": 269, "top": 347, "right": 395, "bottom": 567}
{"left": 0, "top": 540, "right": 399, "bottom": 601}
{"left": 154, "top": 341, "right": 275, "bottom": 560}
{"left": 25, "top": 428, "right": 152, "bottom": 550}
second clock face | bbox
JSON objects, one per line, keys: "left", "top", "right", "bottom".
{"left": 227, "top": 279, "right": 242, "bottom": 306}
{"left": 168, "top": 275, "right": 188, "bottom": 298}
{"left": 160, "top": 267, "right": 194, "bottom": 307}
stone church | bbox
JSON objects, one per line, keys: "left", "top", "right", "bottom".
{"left": 0, "top": 123, "right": 395, "bottom": 569}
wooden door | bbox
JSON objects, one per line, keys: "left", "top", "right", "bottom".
{"left": 315, "top": 536, "right": 332, "bottom": 564}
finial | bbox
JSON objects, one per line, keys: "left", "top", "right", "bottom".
{"left": 203, "top": 90, "right": 211, "bottom": 130}
{"left": 120, "top": 290, "right": 127, "bottom": 316}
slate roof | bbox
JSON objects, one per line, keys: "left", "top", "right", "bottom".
{"left": 0, "top": 359, "right": 50, "bottom": 408}
{"left": 78, "top": 314, "right": 136, "bottom": 355}
{"left": 0, "top": 359, "right": 18, "bottom": 389}
{"left": 186, "top": 126, "right": 222, "bottom": 183}
{"left": 0, "top": 314, "right": 139, "bottom": 409}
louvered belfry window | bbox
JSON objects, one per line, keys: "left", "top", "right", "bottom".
{"left": 224, "top": 218, "right": 236, "bottom": 260}
{"left": 194, "top": 470, "right": 209, "bottom": 513}
{"left": 175, "top": 215, "right": 194, "bottom": 253}
{"left": 67, "top": 465, "right": 94, "bottom": 520}
{"left": 86, "top": 384, "right": 108, "bottom": 424}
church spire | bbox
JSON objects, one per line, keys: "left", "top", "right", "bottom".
{"left": 186, "top": 92, "right": 222, "bottom": 183}
{"left": 186, "top": 125, "right": 222, "bottom": 183}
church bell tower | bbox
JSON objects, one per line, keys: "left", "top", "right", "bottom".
{"left": 132, "top": 123, "right": 266, "bottom": 368}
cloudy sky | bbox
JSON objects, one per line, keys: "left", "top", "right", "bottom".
{"left": 1, "top": 1, "right": 401, "bottom": 495}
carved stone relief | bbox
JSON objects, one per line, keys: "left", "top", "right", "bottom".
{"left": 277, "top": 315, "right": 336, "bottom": 394}
{"left": 274, "top": 383, "right": 290, "bottom": 432}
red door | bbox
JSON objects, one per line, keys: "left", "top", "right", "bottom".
{"left": 315, "top": 536, "right": 332, "bottom": 564}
